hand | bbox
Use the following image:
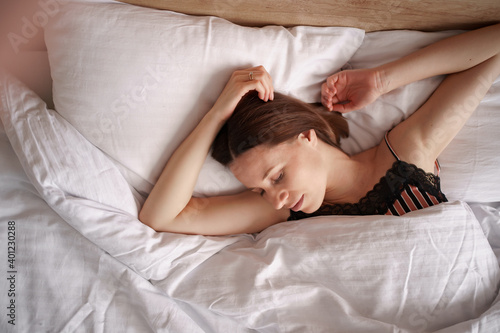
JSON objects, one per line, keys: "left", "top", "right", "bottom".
{"left": 321, "top": 68, "right": 384, "bottom": 113}
{"left": 211, "top": 65, "right": 274, "bottom": 121}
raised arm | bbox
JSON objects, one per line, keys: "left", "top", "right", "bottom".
{"left": 378, "top": 23, "right": 500, "bottom": 95}
{"left": 380, "top": 24, "right": 500, "bottom": 171}
{"left": 322, "top": 23, "right": 500, "bottom": 173}
{"left": 389, "top": 48, "right": 500, "bottom": 172}
{"left": 139, "top": 66, "right": 289, "bottom": 235}
{"left": 322, "top": 23, "right": 500, "bottom": 113}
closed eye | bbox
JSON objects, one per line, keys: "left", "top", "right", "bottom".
{"left": 272, "top": 171, "right": 284, "bottom": 185}
{"left": 252, "top": 171, "right": 284, "bottom": 197}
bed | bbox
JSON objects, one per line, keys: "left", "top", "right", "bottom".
{"left": 1, "top": 0, "right": 500, "bottom": 332}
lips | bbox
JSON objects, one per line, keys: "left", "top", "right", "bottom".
{"left": 290, "top": 195, "right": 304, "bottom": 212}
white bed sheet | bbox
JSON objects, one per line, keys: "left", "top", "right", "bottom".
{"left": 1, "top": 117, "right": 500, "bottom": 332}
{"left": 0, "top": 114, "right": 250, "bottom": 332}
{"left": 2, "top": 26, "right": 500, "bottom": 333}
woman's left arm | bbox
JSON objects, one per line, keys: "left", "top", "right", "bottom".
{"left": 378, "top": 23, "right": 500, "bottom": 96}
{"left": 388, "top": 53, "right": 500, "bottom": 172}
{"left": 322, "top": 24, "right": 500, "bottom": 113}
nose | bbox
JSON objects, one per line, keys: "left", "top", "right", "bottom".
{"left": 268, "top": 188, "right": 288, "bottom": 210}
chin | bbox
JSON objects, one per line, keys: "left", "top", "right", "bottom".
{"left": 301, "top": 197, "right": 322, "bottom": 214}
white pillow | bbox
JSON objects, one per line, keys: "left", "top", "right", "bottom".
{"left": 44, "top": 1, "right": 365, "bottom": 197}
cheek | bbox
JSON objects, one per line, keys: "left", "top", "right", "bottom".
{"left": 298, "top": 160, "right": 327, "bottom": 197}
{"left": 287, "top": 160, "right": 314, "bottom": 190}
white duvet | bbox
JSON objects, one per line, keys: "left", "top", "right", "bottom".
{"left": 2, "top": 58, "right": 500, "bottom": 333}
{"left": 1, "top": 2, "right": 500, "bottom": 332}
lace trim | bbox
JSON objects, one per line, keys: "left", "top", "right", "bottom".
{"left": 289, "top": 160, "right": 447, "bottom": 220}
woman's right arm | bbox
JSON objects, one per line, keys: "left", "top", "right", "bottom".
{"left": 139, "top": 66, "right": 289, "bottom": 235}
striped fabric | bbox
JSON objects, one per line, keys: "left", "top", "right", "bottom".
{"left": 385, "top": 184, "right": 442, "bottom": 216}
{"left": 384, "top": 132, "right": 444, "bottom": 216}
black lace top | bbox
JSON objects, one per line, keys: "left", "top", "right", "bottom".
{"left": 288, "top": 160, "right": 448, "bottom": 220}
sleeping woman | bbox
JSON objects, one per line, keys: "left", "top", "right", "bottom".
{"left": 139, "top": 23, "right": 500, "bottom": 236}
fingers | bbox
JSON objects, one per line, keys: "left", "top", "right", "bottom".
{"left": 321, "top": 75, "right": 340, "bottom": 111}
{"left": 252, "top": 66, "right": 274, "bottom": 102}
{"left": 321, "top": 83, "right": 335, "bottom": 111}
{"left": 322, "top": 98, "right": 354, "bottom": 113}
{"left": 331, "top": 102, "right": 351, "bottom": 113}
{"left": 233, "top": 65, "right": 274, "bottom": 102}
{"left": 321, "top": 72, "right": 358, "bottom": 113}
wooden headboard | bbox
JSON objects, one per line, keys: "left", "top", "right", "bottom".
{"left": 118, "top": 0, "right": 500, "bottom": 31}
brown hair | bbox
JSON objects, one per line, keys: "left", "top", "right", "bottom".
{"left": 211, "top": 90, "right": 349, "bottom": 166}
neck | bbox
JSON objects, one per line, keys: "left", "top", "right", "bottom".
{"left": 322, "top": 145, "right": 375, "bottom": 204}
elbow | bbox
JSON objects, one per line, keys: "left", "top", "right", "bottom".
{"left": 138, "top": 209, "right": 157, "bottom": 231}
{"left": 139, "top": 203, "right": 195, "bottom": 234}
{"left": 138, "top": 208, "right": 169, "bottom": 232}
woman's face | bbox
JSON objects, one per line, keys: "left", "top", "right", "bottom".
{"left": 229, "top": 130, "right": 328, "bottom": 213}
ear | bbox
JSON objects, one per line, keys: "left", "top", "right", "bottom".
{"left": 298, "top": 129, "right": 318, "bottom": 147}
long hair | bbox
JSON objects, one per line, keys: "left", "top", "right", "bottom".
{"left": 211, "top": 90, "right": 349, "bottom": 166}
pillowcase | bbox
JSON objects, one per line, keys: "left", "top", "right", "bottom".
{"left": 44, "top": 1, "right": 365, "bottom": 197}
